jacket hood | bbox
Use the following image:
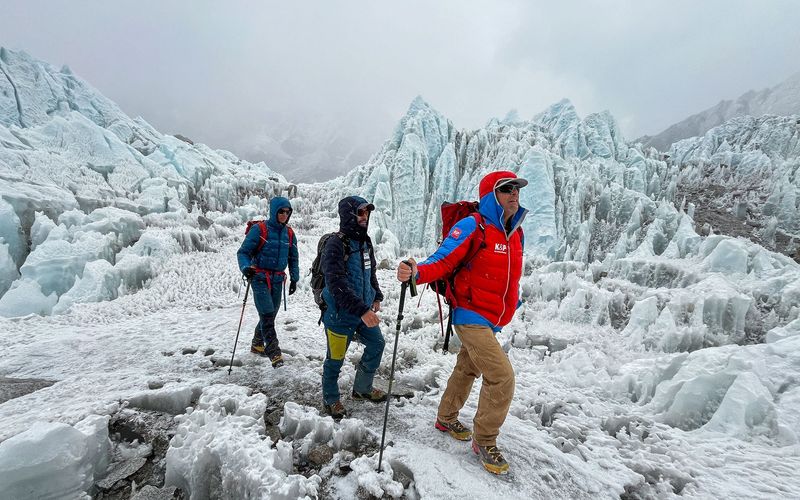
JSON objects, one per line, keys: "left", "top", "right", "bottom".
{"left": 269, "top": 197, "right": 292, "bottom": 225}
{"left": 477, "top": 170, "right": 527, "bottom": 233}
{"left": 338, "top": 195, "right": 371, "bottom": 241}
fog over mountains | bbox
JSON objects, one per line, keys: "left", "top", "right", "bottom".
{"left": 228, "top": 109, "right": 391, "bottom": 183}
{"left": 640, "top": 72, "right": 800, "bottom": 151}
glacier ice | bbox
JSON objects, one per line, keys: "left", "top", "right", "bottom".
{"left": 0, "top": 48, "right": 287, "bottom": 311}
{"left": 0, "top": 277, "right": 58, "bottom": 316}
{"left": 0, "top": 415, "right": 111, "bottom": 499}
{"left": 0, "top": 241, "right": 19, "bottom": 297}
{"left": 165, "top": 385, "right": 319, "bottom": 499}
{"left": 0, "top": 196, "right": 25, "bottom": 268}
{"left": 53, "top": 259, "right": 121, "bottom": 315}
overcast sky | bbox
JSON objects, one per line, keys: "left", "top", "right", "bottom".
{"left": 3, "top": 0, "right": 800, "bottom": 158}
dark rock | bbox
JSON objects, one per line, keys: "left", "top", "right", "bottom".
{"left": 391, "top": 460, "right": 415, "bottom": 489}
{"left": 307, "top": 445, "right": 334, "bottom": 466}
{"left": 196, "top": 215, "right": 212, "bottom": 230}
{"left": 173, "top": 134, "right": 194, "bottom": 145}
{"left": 0, "top": 377, "right": 56, "bottom": 404}
{"left": 131, "top": 485, "right": 179, "bottom": 500}
{"left": 265, "top": 409, "right": 283, "bottom": 426}
{"left": 97, "top": 457, "right": 147, "bottom": 490}
{"left": 265, "top": 426, "right": 281, "bottom": 445}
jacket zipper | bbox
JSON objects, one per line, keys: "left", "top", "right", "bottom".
{"left": 360, "top": 242, "right": 367, "bottom": 302}
{"left": 496, "top": 230, "right": 511, "bottom": 327}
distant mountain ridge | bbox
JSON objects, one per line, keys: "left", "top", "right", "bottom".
{"left": 640, "top": 72, "right": 800, "bottom": 151}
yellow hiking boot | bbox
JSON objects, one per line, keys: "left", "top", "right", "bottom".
{"left": 471, "top": 441, "right": 510, "bottom": 475}
{"left": 434, "top": 419, "right": 473, "bottom": 441}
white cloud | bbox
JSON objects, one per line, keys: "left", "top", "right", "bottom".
{"left": 2, "top": 0, "right": 799, "bottom": 163}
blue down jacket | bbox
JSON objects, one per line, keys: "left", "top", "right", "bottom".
{"left": 237, "top": 196, "right": 299, "bottom": 284}
{"left": 321, "top": 196, "right": 383, "bottom": 330}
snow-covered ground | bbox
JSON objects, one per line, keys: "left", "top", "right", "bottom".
{"left": 1, "top": 206, "right": 799, "bottom": 499}
{"left": 1, "top": 47, "right": 800, "bottom": 499}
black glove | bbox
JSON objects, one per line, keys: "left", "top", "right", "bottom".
{"left": 288, "top": 280, "right": 297, "bottom": 295}
{"left": 243, "top": 267, "right": 256, "bottom": 279}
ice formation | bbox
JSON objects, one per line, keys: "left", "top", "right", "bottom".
{"left": 0, "top": 415, "right": 111, "bottom": 499}
{"left": 1, "top": 46, "right": 799, "bottom": 499}
{"left": 0, "top": 48, "right": 288, "bottom": 317}
{"left": 165, "top": 385, "right": 319, "bottom": 499}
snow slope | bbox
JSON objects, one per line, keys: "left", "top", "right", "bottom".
{"left": 1, "top": 216, "right": 799, "bottom": 498}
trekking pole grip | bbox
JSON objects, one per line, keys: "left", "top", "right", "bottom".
{"left": 402, "top": 261, "right": 417, "bottom": 297}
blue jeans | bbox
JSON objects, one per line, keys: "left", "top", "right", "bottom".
{"left": 251, "top": 275, "right": 284, "bottom": 358}
{"left": 321, "top": 322, "right": 385, "bottom": 405}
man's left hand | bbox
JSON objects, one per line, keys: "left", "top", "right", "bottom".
{"left": 288, "top": 281, "right": 297, "bottom": 295}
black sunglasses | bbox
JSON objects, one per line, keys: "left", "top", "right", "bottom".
{"left": 277, "top": 208, "right": 292, "bottom": 215}
{"left": 356, "top": 208, "right": 372, "bottom": 217}
{"left": 496, "top": 184, "right": 520, "bottom": 194}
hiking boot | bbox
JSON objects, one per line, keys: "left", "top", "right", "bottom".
{"left": 251, "top": 343, "right": 267, "bottom": 356}
{"left": 324, "top": 400, "right": 348, "bottom": 419}
{"left": 270, "top": 354, "right": 284, "bottom": 368}
{"left": 434, "top": 418, "right": 472, "bottom": 441}
{"left": 471, "top": 441, "right": 509, "bottom": 475}
{"left": 352, "top": 388, "right": 387, "bottom": 402}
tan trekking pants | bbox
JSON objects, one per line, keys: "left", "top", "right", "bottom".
{"left": 437, "top": 324, "right": 515, "bottom": 446}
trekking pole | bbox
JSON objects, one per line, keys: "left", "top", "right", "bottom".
{"left": 442, "top": 305, "right": 454, "bottom": 353}
{"left": 228, "top": 279, "right": 251, "bottom": 376}
{"left": 378, "top": 263, "right": 417, "bottom": 472}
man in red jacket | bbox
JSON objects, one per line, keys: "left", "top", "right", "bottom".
{"left": 397, "top": 170, "right": 527, "bottom": 475}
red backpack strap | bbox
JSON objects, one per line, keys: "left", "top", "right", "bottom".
{"left": 287, "top": 227, "right": 295, "bottom": 247}
{"left": 255, "top": 221, "right": 268, "bottom": 253}
{"left": 441, "top": 213, "right": 486, "bottom": 305}
{"left": 465, "top": 213, "right": 486, "bottom": 260}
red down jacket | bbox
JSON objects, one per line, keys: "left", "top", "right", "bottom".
{"left": 416, "top": 171, "right": 527, "bottom": 331}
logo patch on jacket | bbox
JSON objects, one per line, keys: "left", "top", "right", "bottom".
{"left": 494, "top": 243, "right": 508, "bottom": 254}
{"left": 451, "top": 228, "right": 462, "bottom": 239}
{"left": 363, "top": 253, "right": 371, "bottom": 269}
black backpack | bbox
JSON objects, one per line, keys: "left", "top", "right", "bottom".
{"left": 310, "top": 232, "right": 350, "bottom": 313}
{"left": 310, "top": 232, "right": 377, "bottom": 324}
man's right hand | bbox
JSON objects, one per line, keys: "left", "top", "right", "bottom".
{"left": 243, "top": 267, "right": 256, "bottom": 279}
{"left": 361, "top": 309, "right": 380, "bottom": 327}
{"left": 396, "top": 258, "right": 417, "bottom": 282}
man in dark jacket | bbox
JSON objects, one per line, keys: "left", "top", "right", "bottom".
{"left": 237, "top": 196, "right": 300, "bottom": 368}
{"left": 320, "top": 196, "right": 386, "bottom": 418}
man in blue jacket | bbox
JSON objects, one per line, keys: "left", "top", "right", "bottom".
{"left": 320, "top": 196, "right": 386, "bottom": 418}
{"left": 237, "top": 196, "right": 300, "bottom": 368}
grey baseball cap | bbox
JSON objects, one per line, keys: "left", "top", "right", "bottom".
{"left": 496, "top": 177, "right": 529, "bottom": 189}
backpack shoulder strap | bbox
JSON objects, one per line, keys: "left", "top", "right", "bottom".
{"left": 334, "top": 232, "right": 352, "bottom": 262}
{"left": 459, "top": 213, "right": 486, "bottom": 266}
{"left": 287, "top": 226, "right": 295, "bottom": 246}
{"left": 255, "top": 221, "right": 268, "bottom": 253}
{"left": 470, "top": 213, "right": 486, "bottom": 247}
{"left": 365, "top": 235, "right": 376, "bottom": 259}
